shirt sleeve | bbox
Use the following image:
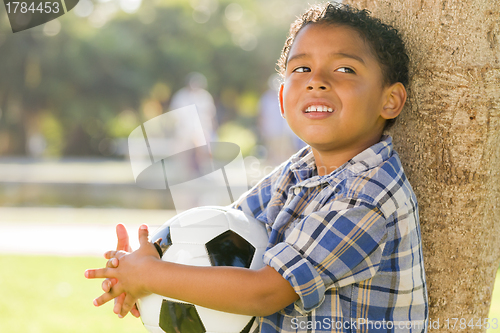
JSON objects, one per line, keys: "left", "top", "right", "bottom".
{"left": 230, "top": 172, "right": 275, "bottom": 220}
{"left": 264, "top": 197, "right": 388, "bottom": 313}
{"left": 231, "top": 162, "right": 289, "bottom": 221}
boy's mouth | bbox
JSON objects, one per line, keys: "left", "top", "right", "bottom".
{"left": 304, "top": 105, "right": 334, "bottom": 113}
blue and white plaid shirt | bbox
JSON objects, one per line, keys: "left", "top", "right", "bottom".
{"left": 234, "top": 136, "right": 428, "bottom": 332}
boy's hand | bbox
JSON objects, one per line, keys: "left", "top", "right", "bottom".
{"left": 101, "top": 224, "right": 141, "bottom": 318}
{"left": 85, "top": 224, "right": 160, "bottom": 318}
{"left": 102, "top": 252, "right": 142, "bottom": 318}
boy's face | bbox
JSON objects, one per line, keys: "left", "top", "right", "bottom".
{"left": 280, "top": 23, "right": 397, "bottom": 162}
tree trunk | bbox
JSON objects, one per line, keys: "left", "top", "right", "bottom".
{"left": 344, "top": 0, "right": 500, "bottom": 331}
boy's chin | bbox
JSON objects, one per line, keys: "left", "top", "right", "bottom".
{"left": 307, "top": 142, "right": 342, "bottom": 154}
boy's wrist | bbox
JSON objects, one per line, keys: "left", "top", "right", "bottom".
{"left": 139, "top": 255, "right": 163, "bottom": 296}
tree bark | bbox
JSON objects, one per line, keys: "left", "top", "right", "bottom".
{"left": 344, "top": 0, "right": 500, "bottom": 331}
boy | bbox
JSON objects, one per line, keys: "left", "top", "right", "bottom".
{"left": 86, "top": 2, "right": 428, "bottom": 332}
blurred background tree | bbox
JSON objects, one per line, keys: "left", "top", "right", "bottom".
{"left": 0, "top": 0, "right": 314, "bottom": 157}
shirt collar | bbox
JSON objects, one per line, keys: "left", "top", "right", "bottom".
{"left": 346, "top": 135, "right": 393, "bottom": 173}
{"left": 289, "top": 135, "right": 394, "bottom": 185}
{"left": 289, "top": 146, "right": 317, "bottom": 183}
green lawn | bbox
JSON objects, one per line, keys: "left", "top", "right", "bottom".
{"left": 489, "top": 274, "right": 500, "bottom": 332}
{"left": 1, "top": 254, "right": 500, "bottom": 332}
{"left": 0, "top": 255, "right": 144, "bottom": 333}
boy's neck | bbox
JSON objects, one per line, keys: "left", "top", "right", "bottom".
{"left": 311, "top": 134, "right": 383, "bottom": 176}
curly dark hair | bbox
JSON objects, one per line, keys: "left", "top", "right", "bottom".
{"left": 277, "top": 2, "right": 409, "bottom": 129}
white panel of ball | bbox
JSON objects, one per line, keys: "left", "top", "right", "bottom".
{"left": 169, "top": 224, "right": 229, "bottom": 245}
{"left": 226, "top": 209, "right": 269, "bottom": 248}
{"left": 162, "top": 243, "right": 211, "bottom": 267}
{"left": 139, "top": 293, "right": 163, "bottom": 328}
{"left": 195, "top": 305, "right": 254, "bottom": 332}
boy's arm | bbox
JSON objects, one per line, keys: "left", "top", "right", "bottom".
{"left": 85, "top": 225, "right": 299, "bottom": 318}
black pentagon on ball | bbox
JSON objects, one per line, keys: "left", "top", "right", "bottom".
{"left": 160, "top": 300, "right": 206, "bottom": 333}
{"left": 205, "top": 230, "right": 256, "bottom": 268}
{"left": 159, "top": 300, "right": 257, "bottom": 333}
{"left": 241, "top": 317, "right": 256, "bottom": 333}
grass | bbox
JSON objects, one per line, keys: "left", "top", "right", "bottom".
{"left": 489, "top": 274, "right": 500, "bottom": 332}
{"left": 0, "top": 255, "right": 144, "bottom": 333}
{"left": 1, "top": 254, "right": 500, "bottom": 332}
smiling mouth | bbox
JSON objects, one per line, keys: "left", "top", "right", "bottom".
{"left": 304, "top": 105, "right": 334, "bottom": 113}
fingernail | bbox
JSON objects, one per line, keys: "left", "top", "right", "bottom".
{"left": 93, "top": 299, "right": 99, "bottom": 307}
{"left": 118, "top": 314, "right": 123, "bottom": 318}
{"left": 84, "top": 270, "right": 89, "bottom": 278}
{"left": 140, "top": 225, "right": 148, "bottom": 230}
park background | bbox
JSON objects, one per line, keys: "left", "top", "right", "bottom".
{"left": 0, "top": 0, "right": 499, "bottom": 332}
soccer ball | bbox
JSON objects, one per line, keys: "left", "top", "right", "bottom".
{"left": 137, "top": 206, "right": 269, "bottom": 333}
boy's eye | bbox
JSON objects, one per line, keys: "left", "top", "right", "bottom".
{"left": 336, "top": 67, "right": 355, "bottom": 74}
{"left": 293, "top": 66, "right": 311, "bottom": 73}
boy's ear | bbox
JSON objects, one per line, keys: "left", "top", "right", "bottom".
{"left": 381, "top": 82, "right": 407, "bottom": 120}
{"left": 279, "top": 84, "right": 285, "bottom": 118}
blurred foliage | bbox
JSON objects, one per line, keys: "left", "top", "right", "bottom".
{"left": 218, "top": 120, "right": 256, "bottom": 155}
{"left": 40, "top": 111, "right": 64, "bottom": 156}
{"left": 0, "top": 0, "right": 316, "bottom": 157}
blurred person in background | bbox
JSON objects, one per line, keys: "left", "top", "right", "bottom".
{"left": 167, "top": 72, "right": 219, "bottom": 208}
{"left": 169, "top": 72, "right": 218, "bottom": 145}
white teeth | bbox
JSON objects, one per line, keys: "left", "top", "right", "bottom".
{"left": 305, "top": 105, "right": 334, "bottom": 113}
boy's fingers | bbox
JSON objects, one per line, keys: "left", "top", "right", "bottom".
{"left": 93, "top": 288, "right": 121, "bottom": 307}
{"left": 138, "top": 224, "right": 149, "bottom": 246}
{"left": 105, "top": 250, "right": 128, "bottom": 260}
{"left": 104, "top": 250, "right": 128, "bottom": 263}
{"left": 116, "top": 224, "right": 131, "bottom": 252}
{"left": 85, "top": 267, "right": 113, "bottom": 279}
{"left": 120, "top": 294, "right": 138, "bottom": 318}
{"left": 130, "top": 304, "right": 141, "bottom": 318}
{"left": 93, "top": 294, "right": 113, "bottom": 307}
{"left": 113, "top": 293, "right": 140, "bottom": 318}
{"left": 105, "top": 257, "right": 118, "bottom": 268}
{"left": 94, "top": 281, "right": 125, "bottom": 307}
{"left": 104, "top": 251, "right": 118, "bottom": 259}
{"left": 113, "top": 293, "right": 126, "bottom": 314}
{"left": 102, "top": 278, "right": 118, "bottom": 293}
{"left": 102, "top": 279, "right": 111, "bottom": 293}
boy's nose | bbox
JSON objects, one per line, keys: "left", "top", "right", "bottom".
{"left": 306, "top": 73, "right": 331, "bottom": 91}
{"left": 307, "top": 84, "right": 328, "bottom": 91}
